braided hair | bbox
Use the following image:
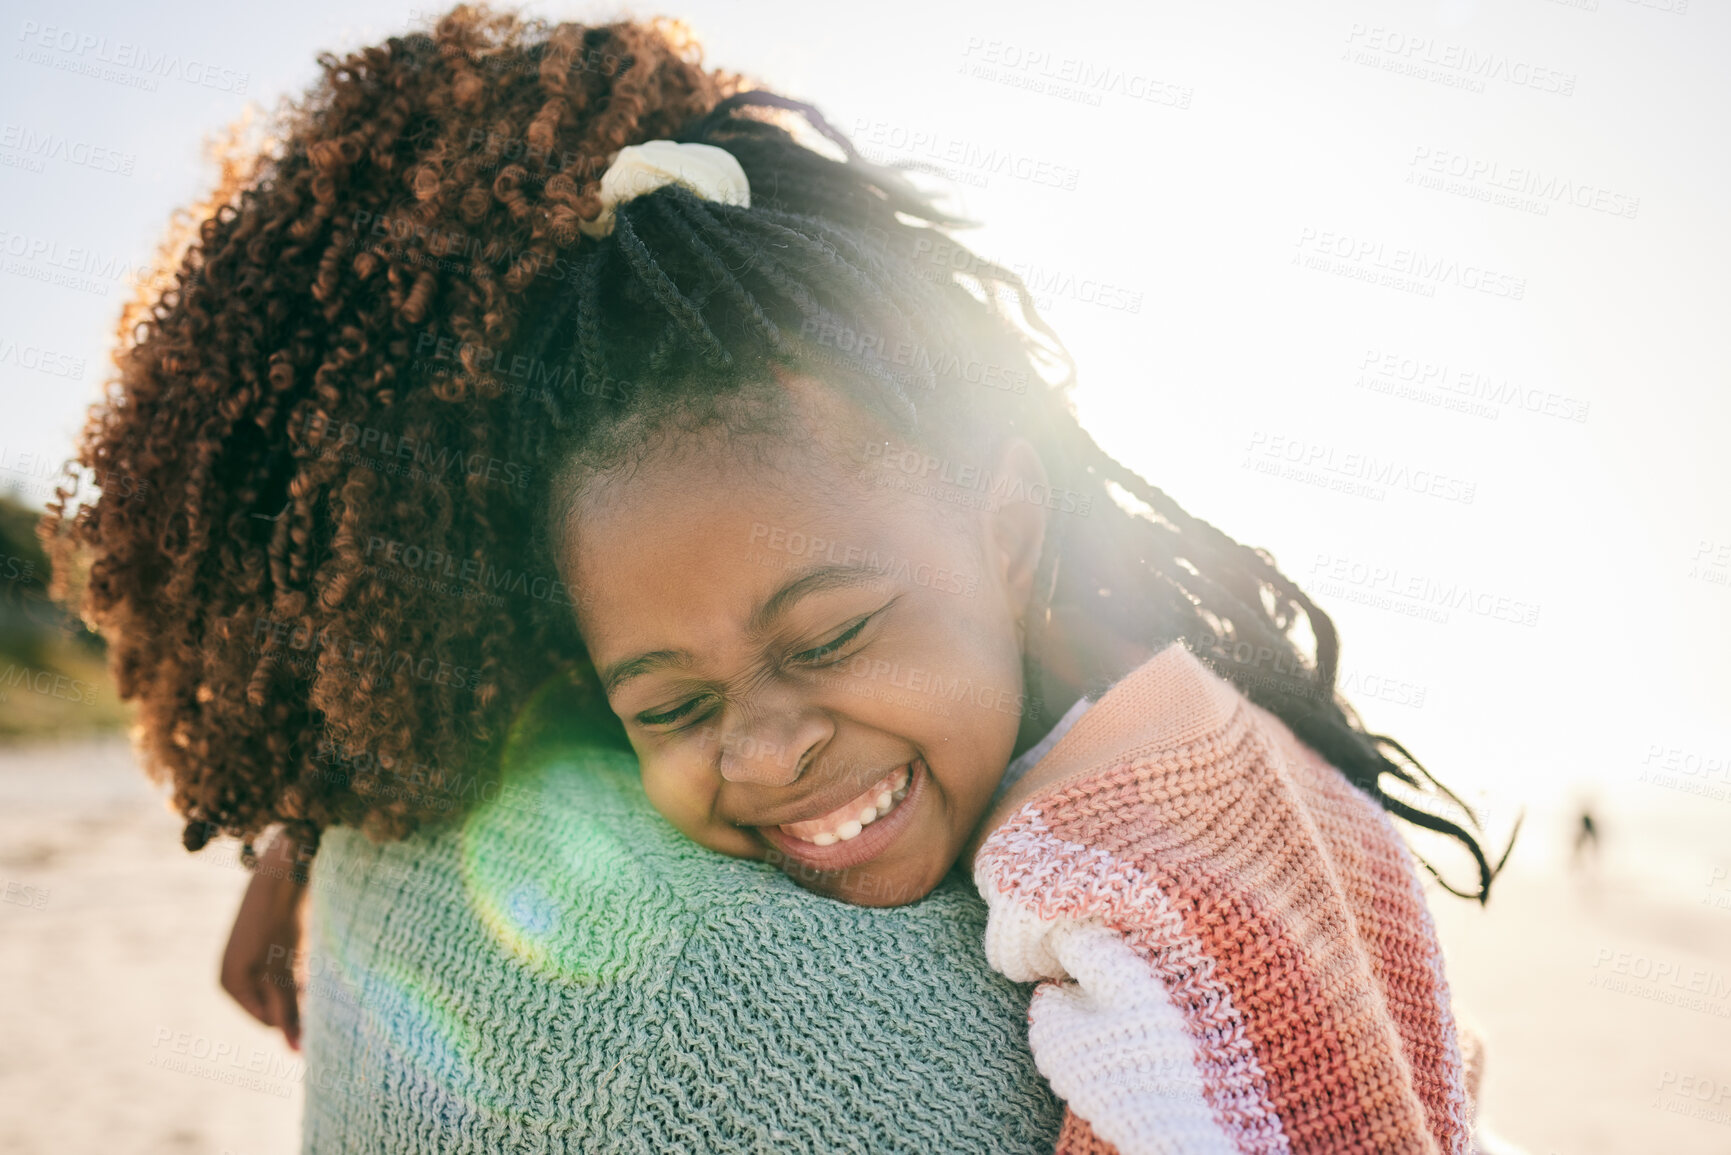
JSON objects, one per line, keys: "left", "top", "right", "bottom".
{"left": 46, "top": 5, "right": 1504, "bottom": 898}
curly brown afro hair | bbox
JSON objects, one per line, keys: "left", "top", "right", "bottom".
{"left": 44, "top": 2, "right": 1506, "bottom": 897}
{"left": 44, "top": 6, "right": 740, "bottom": 855}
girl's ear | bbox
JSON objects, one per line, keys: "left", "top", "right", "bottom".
{"left": 984, "top": 437, "right": 1050, "bottom": 619}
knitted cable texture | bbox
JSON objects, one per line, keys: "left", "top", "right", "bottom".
{"left": 975, "top": 643, "right": 1486, "bottom": 1155}
{"left": 301, "top": 735, "right": 1064, "bottom": 1153}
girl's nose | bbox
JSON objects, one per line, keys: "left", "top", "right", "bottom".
{"left": 716, "top": 694, "right": 831, "bottom": 787}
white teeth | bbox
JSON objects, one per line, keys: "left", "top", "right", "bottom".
{"left": 782, "top": 762, "right": 918, "bottom": 844}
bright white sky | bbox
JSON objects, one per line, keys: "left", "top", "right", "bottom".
{"left": 2, "top": 0, "right": 1727, "bottom": 882}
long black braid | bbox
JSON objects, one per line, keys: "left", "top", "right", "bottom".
{"left": 485, "top": 91, "right": 1510, "bottom": 902}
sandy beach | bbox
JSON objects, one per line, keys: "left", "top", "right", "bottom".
{"left": 0, "top": 738, "right": 301, "bottom": 1155}
{"left": 2, "top": 736, "right": 1727, "bottom": 1155}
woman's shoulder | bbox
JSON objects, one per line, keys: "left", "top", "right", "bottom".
{"left": 303, "top": 725, "right": 1065, "bottom": 1153}
{"left": 308, "top": 727, "right": 803, "bottom": 991}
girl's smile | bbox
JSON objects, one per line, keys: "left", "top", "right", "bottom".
{"left": 757, "top": 756, "right": 921, "bottom": 872}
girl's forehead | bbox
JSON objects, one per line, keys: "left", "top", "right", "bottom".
{"left": 572, "top": 428, "right": 902, "bottom": 568}
{"left": 565, "top": 450, "right": 939, "bottom": 657}
{"left": 563, "top": 420, "right": 980, "bottom": 628}
{"left": 569, "top": 371, "right": 901, "bottom": 519}
{"left": 557, "top": 368, "right": 988, "bottom": 633}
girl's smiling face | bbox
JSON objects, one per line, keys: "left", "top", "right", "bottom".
{"left": 559, "top": 373, "right": 1049, "bottom": 905}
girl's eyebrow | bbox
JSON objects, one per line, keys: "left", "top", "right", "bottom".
{"left": 603, "top": 649, "right": 691, "bottom": 695}
{"left": 748, "top": 563, "right": 884, "bottom": 635}
{"left": 602, "top": 564, "right": 884, "bottom": 695}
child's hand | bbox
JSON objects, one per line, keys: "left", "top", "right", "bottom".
{"left": 219, "top": 830, "right": 311, "bottom": 1051}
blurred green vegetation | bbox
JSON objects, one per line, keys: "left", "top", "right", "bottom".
{"left": 0, "top": 494, "right": 130, "bottom": 740}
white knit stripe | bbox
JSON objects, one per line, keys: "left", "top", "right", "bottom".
{"left": 977, "top": 815, "right": 1290, "bottom": 1155}
{"left": 1031, "top": 924, "right": 1239, "bottom": 1155}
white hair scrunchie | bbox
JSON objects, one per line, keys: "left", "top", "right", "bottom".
{"left": 577, "top": 140, "right": 751, "bottom": 239}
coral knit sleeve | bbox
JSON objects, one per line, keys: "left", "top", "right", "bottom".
{"left": 973, "top": 642, "right": 1488, "bottom": 1155}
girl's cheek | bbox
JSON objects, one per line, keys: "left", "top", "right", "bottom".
{"left": 643, "top": 755, "right": 758, "bottom": 851}
{"left": 640, "top": 759, "right": 704, "bottom": 829}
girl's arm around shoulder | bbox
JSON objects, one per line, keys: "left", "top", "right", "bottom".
{"left": 963, "top": 757, "right": 1244, "bottom": 1155}
{"left": 961, "top": 642, "right": 1524, "bottom": 1155}
{"left": 959, "top": 684, "right": 1248, "bottom": 1155}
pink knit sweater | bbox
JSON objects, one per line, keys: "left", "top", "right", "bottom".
{"left": 973, "top": 642, "right": 1490, "bottom": 1155}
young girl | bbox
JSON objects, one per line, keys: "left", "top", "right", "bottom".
{"left": 48, "top": 6, "right": 1513, "bottom": 1152}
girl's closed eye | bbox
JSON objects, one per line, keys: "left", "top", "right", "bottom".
{"left": 789, "top": 603, "right": 891, "bottom": 666}
{"left": 635, "top": 697, "right": 713, "bottom": 729}
{"left": 631, "top": 603, "right": 892, "bottom": 729}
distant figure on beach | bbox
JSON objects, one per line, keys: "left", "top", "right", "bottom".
{"left": 1572, "top": 806, "right": 1600, "bottom": 870}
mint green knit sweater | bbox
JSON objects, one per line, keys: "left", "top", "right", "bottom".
{"left": 301, "top": 727, "right": 1063, "bottom": 1153}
